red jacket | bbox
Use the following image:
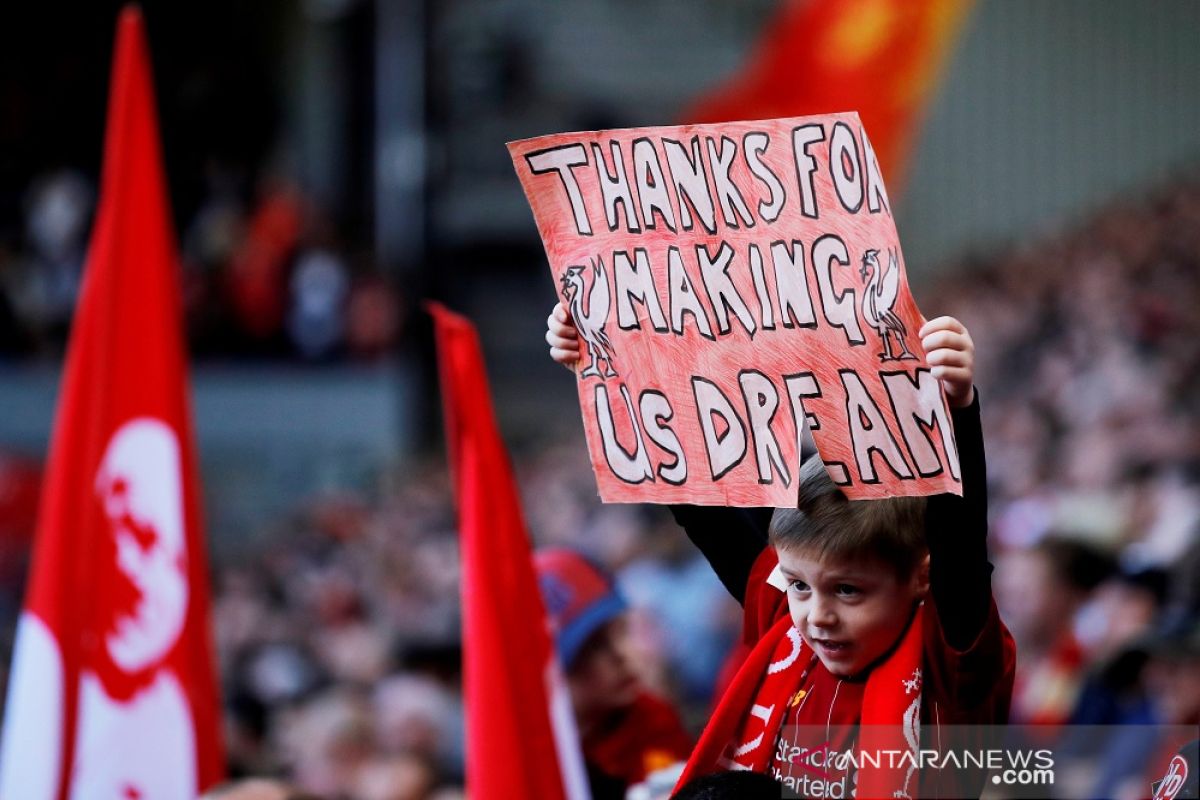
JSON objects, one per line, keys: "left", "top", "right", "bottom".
{"left": 584, "top": 691, "right": 693, "bottom": 785}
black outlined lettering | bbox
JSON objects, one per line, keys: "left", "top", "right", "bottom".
{"left": 667, "top": 246, "right": 716, "bottom": 340}
{"left": 592, "top": 140, "right": 642, "bottom": 233}
{"left": 743, "top": 131, "right": 786, "bottom": 223}
{"left": 790, "top": 124, "right": 825, "bottom": 219}
{"left": 639, "top": 390, "right": 687, "bottom": 485}
{"left": 613, "top": 248, "right": 668, "bottom": 332}
{"left": 829, "top": 121, "right": 864, "bottom": 214}
{"left": 748, "top": 244, "right": 775, "bottom": 330}
{"left": 770, "top": 240, "right": 816, "bottom": 329}
{"left": 839, "top": 370, "right": 914, "bottom": 484}
{"left": 823, "top": 461, "right": 852, "bottom": 486}
{"left": 525, "top": 144, "right": 593, "bottom": 235}
{"left": 880, "top": 369, "right": 961, "bottom": 480}
{"left": 706, "top": 135, "right": 755, "bottom": 229}
{"left": 784, "top": 372, "right": 821, "bottom": 431}
{"left": 691, "top": 377, "right": 748, "bottom": 481}
{"left": 594, "top": 383, "right": 654, "bottom": 484}
{"left": 695, "top": 241, "right": 756, "bottom": 338}
{"left": 738, "top": 370, "right": 791, "bottom": 486}
{"left": 783, "top": 371, "right": 820, "bottom": 463}
{"left": 632, "top": 137, "right": 678, "bottom": 232}
{"left": 812, "top": 234, "right": 865, "bottom": 345}
{"left": 662, "top": 137, "right": 717, "bottom": 235}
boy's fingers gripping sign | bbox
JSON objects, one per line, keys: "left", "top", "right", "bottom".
{"left": 919, "top": 316, "right": 975, "bottom": 408}
{"left": 546, "top": 302, "right": 580, "bottom": 367}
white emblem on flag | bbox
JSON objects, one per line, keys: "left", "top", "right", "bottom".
{"left": 70, "top": 418, "right": 196, "bottom": 799}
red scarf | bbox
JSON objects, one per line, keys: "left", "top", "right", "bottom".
{"left": 677, "top": 604, "right": 926, "bottom": 800}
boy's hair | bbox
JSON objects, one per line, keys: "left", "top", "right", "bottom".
{"left": 769, "top": 456, "right": 927, "bottom": 577}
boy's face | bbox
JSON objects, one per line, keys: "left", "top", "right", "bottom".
{"left": 778, "top": 546, "right": 928, "bottom": 678}
{"left": 567, "top": 617, "right": 640, "bottom": 721}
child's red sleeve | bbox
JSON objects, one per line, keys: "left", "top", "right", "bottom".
{"left": 923, "top": 593, "right": 1017, "bottom": 716}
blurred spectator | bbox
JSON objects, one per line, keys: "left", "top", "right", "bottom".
{"left": 617, "top": 529, "right": 739, "bottom": 703}
{"left": 277, "top": 687, "right": 374, "bottom": 797}
{"left": 287, "top": 247, "right": 350, "bottom": 361}
{"left": 1144, "top": 618, "right": 1200, "bottom": 728}
{"left": 225, "top": 175, "right": 303, "bottom": 350}
{"left": 345, "top": 274, "right": 402, "bottom": 361}
{"left": 1077, "top": 564, "right": 1169, "bottom": 663}
{"left": 996, "top": 536, "right": 1115, "bottom": 725}
{"left": 1085, "top": 617, "right": 1200, "bottom": 800}
{"left": 0, "top": 451, "right": 39, "bottom": 573}
{"left": 536, "top": 547, "right": 693, "bottom": 800}
{"left": 352, "top": 753, "right": 436, "bottom": 800}
{"left": 182, "top": 163, "right": 246, "bottom": 353}
{"left": 199, "top": 777, "right": 321, "bottom": 800}
{"left": 9, "top": 169, "right": 92, "bottom": 351}
{"left": 372, "top": 673, "right": 461, "bottom": 773}
{"left": 0, "top": 160, "right": 404, "bottom": 363}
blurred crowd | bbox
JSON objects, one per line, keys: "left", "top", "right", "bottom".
{"left": 1, "top": 176, "right": 1199, "bottom": 800}
{"left": 0, "top": 167, "right": 402, "bottom": 362}
{"left": 207, "top": 443, "right": 733, "bottom": 799}
{"left": 199, "top": 178, "right": 1199, "bottom": 799}
{"left": 930, "top": 177, "right": 1200, "bottom": 798}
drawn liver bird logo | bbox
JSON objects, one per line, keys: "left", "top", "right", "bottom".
{"left": 560, "top": 257, "right": 617, "bottom": 378}
{"left": 860, "top": 248, "right": 916, "bottom": 362}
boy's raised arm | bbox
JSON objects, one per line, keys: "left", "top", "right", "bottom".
{"left": 920, "top": 317, "right": 993, "bottom": 651}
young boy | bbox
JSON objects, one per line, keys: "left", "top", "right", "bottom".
{"left": 547, "top": 304, "right": 1016, "bottom": 798}
{"left": 535, "top": 547, "right": 693, "bottom": 799}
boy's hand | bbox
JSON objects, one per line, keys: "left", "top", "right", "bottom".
{"left": 545, "top": 302, "right": 580, "bottom": 368}
{"left": 919, "top": 316, "right": 975, "bottom": 408}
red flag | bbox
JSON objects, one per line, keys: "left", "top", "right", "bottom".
{"left": 0, "top": 7, "right": 224, "bottom": 798}
{"left": 683, "top": 0, "right": 972, "bottom": 188}
{"left": 430, "top": 303, "right": 590, "bottom": 800}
